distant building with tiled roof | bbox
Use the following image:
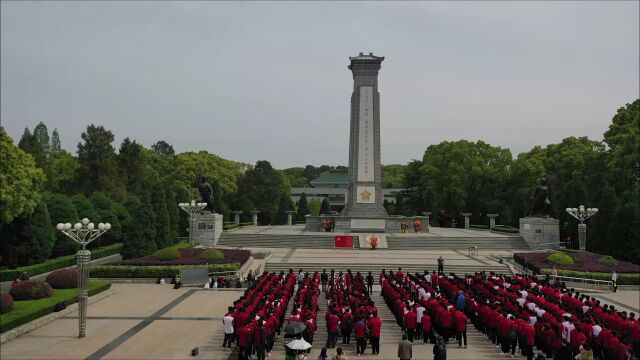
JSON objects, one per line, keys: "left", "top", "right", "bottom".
{"left": 290, "top": 169, "right": 401, "bottom": 212}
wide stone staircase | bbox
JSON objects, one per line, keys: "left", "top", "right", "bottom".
{"left": 219, "top": 231, "right": 529, "bottom": 251}
{"left": 386, "top": 235, "right": 530, "bottom": 251}
{"left": 265, "top": 262, "right": 513, "bottom": 276}
{"left": 218, "top": 233, "right": 337, "bottom": 249}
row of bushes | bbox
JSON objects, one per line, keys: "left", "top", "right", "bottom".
{"left": 470, "top": 224, "right": 489, "bottom": 230}
{"left": 0, "top": 244, "right": 122, "bottom": 282}
{"left": 0, "top": 280, "right": 111, "bottom": 333}
{"left": 539, "top": 268, "right": 640, "bottom": 285}
{"left": 90, "top": 263, "right": 239, "bottom": 278}
{"left": 492, "top": 225, "right": 519, "bottom": 234}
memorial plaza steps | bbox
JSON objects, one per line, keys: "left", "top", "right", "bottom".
{"left": 218, "top": 231, "right": 530, "bottom": 251}
{"left": 264, "top": 262, "right": 513, "bottom": 276}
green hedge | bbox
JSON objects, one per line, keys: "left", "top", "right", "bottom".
{"left": 239, "top": 222, "right": 254, "bottom": 227}
{"left": 597, "top": 255, "right": 617, "bottom": 266}
{"left": 540, "top": 269, "right": 640, "bottom": 285}
{"left": 201, "top": 249, "right": 224, "bottom": 261}
{"left": 492, "top": 225, "right": 519, "bottom": 234}
{"left": 470, "top": 224, "right": 489, "bottom": 229}
{"left": 223, "top": 224, "right": 239, "bottom": 230}
{"left": 0, "top": 244, "right": 123, "bottom": 282}
{"left": 155, "top": 248, "right": 181, "bottom": 261}
{"left": 0, "top": 280, "right": 111, "bottom": 333}
{"left": 89, "top": 263, "right": 239, "bottom": 278}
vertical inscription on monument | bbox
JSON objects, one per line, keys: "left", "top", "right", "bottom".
{"left": 357, "top": 86, "right": 374, "bottom": 182}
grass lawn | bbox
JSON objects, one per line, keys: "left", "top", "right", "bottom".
{"left": 1, "top": 280, "right": 111, "bottom": 333}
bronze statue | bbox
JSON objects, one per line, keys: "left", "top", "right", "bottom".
{"left": 529, "top": 178, "right": 551, "bottom": 217}
{"left": 196, "top": 172, "right": 216, "bottom": 213}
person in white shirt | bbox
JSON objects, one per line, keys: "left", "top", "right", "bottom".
{"left": 520, "top": 290, "right": 528, "bottom": 299}
{"left": 612, "top": 271, "right": 618, "bottom": 292}
{"left": 516, "top": 298, "right": 526, "bottom": 307}
{"left": 223, "top": 307, "right": 235, "bottom": 348}
{"left": 418, "top": 287, "right": 428, "bottom": 302}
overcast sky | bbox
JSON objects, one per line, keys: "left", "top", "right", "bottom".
{"left": 2, "top": 1, "right": 638, "bottom": 168}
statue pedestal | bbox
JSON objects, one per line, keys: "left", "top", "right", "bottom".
{"left": 519, "top": 217, "right": 559, "bottom": 250}
{"left": 191, "top": 213, "right": 223, "bottom": 246}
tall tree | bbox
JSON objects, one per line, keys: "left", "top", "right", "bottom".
{"left": 18, "top": 127, "right": 47, "bottom": 169}
{"left": 45, "top": 150, "right": 80, "bottom": 194}
{"left": 0, "top": 129, "right": 46, "bottom": 227}
{"left": 274, "top": 193, "right": 294, "bottom": 224}
{"left": 235, "top": 160, "right": 289, "bottom": 224}
{"left": 296, "top": 193, "right": 310, "bottom": 221}
{"left": 152, "top": 187, "right": 171, "bottom": 249}
{"left": 50, "top": 129, "right": 61, "bottom": 152}
{"left": 319, "top": 198, "right": 331, "bottom": 215}
{"left": 121, "top": 195, "right": 157, "bottom": 259}
{"left": 90, "top": 192, "right": 121, "bottom": 247}
{"left": 77, "top": 125, "right": 121, "bottom": 197}
{"left": 117, "top": 138, "right": 146, "bottom": 195}
{"left": 394, "top": 192, "right": 406, "bottom": 216}
{"left": 151, "top": 140, "right": 175, "bottom": 157}
{"left": 2, "top": 201, "right": 55, "bottom": 265}
{"left": 33, "top": 122, "right": 50, "bottom": 161}
{"left": 45, "top": 193, "right": 79, "bottom": 256}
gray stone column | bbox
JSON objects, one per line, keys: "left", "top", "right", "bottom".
{"left": 251, "top": 211, "right": 260, "bottom": 226}
{"left": 461, "top": 213, "right": 472, "bottom": 229}
{"left": 487, "top": 214, "right": 499, "bottom": 229}
{"left": 286, "top": 211, "right": 296, "bottom": 226}
{"left": 231, "top": 210, "right": 243, "bottom": 225}
{"left": 578, "top": 223, "right": 587, "bottom": 250}
{"left": 422, "top": 212, "right": 431, "bottom": 233}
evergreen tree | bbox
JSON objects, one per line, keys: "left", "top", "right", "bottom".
{"left": 71, "top": 194, "right": 100, "bottom": 224}
{"left": 152, "top": 187, "right": 171, "bottom": 249}
{"left": 33, "top": 122, "right": 50, "bottom": 160}
{"left": 90, "top": 192, "right": 121, "bottom": 247}
{"left": 151, "top": 140, "right": 175, "bottom": 157}
{"left": 77, "top": 125, "right": 121, "bottom": 197}
{"left": 117, "top": 138, "right": 146, "bottom": 195}
{"left": 18, "top": 127, "right": 47, "bottom": 169}
{"left": 4, "top": 201, "right": 55, "bottom": 265}
{"left": 121, "top": 195, "right": 157, "bottom": 259}
{"left": 166, "top": 188, "right": 180, "bottom": 241}
{"left": 51, "top": 129, "right": 61, "bottom": 152}
{"left": 395, "top": 192, "right": 406, "bottom": 215}
{"left": 296, "top": 193, "right": 310, "bottom": 221}
{"left": 320, "top": 198, "right": 330, "bottom": 215}
{"left": 45, "top": 194, "right": 79, "bottom": 256}
{"left": 274, "top": 193, "right": 294, "bottom": 224}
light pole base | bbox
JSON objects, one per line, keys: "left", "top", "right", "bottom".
{"left": 578, "top": 223, "right": 587, "bottom": 250}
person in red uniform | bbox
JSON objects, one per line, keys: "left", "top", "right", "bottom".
{"left": 440, "top": 306, "right": 453, "bottom": 343}
{"left": 326, "top": 310, "right": 340, "bottom": 349}
{"left": 396, "top": 268, "right": 405, "bottom": 283}
{"left": 421, "top": 311, "right": 433, "bottom": 344}
{"left": 354, "top": 316, "right": 368, "bottom": 355}
{"left": 454, "top": 309, "right": 468, "bottom": 348}
{"left": 404, "top": 306, "right": 418, "bottom": 342}
{"left": 238, "top": 324, "right": 253, "bottom": 360}
{"left": 340, "top": 308, "right": 354, "bottom": 345}
{"left": 521, "top": 323, "right": 536, "bottom": 360}
{"left": 368, "top": 311, "right": 382, "bottom": 355}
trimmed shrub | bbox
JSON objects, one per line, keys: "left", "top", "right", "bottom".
{"left": 597, "top": 255, "right": 617, "bottom": 266}
{"left": 1, "top": 293, "right": 13, "bottom": 314}
{"left": 470, "top": 224, "right": 489, "bottom": 229}
{"left": 90, "top": 263, "right": 239, "bottom": 278}
{"left": 155, "top": 248, "right": 181, "bottom": 261}
{"left": 492, "top": 225, "right": 519, "bottom": 234}
{"left": 9, "top": 280, "right": 53, "bottom": 300}
{"left": 0, "top": 243, "right": 122, "bottom": 282}
{"left": 201, "top": 249, "right": 224, "bottom": 261}
{"left": 0, "top": 280, "right": 110, "bottom": 333}
{"left": 45, "top": 268, "right": 79, "bottom": 289}
{"left": 547, "top": 252, "right": 575, "bottom": 266}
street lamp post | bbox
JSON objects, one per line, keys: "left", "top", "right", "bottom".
{"left": 565, "top": 205, "right": 598, "bottom": 250}
{"left": 178, "top": 200, "right": 207, "bottom": 245}
{"left": 56, "top": 218, "right": 110, "bottom": 338}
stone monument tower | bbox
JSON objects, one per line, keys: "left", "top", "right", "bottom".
{"left": 342, "top": 53, "right": 388, "bottom": 217}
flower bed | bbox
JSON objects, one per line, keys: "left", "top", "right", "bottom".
{"left": 514, "top": 251, "right": 640, "bottom": 274}
{"left": 118, "top": 248, "right": 250, "bottom": 266}
{"left": 90, "top": 264, "right": 239, "bottom": 278}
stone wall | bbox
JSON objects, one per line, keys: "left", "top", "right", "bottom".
{"left": 192, "top": 213, "right": 223, "bottom": 245}
{"left": 519, "top": 217, "right": 559, "bottom": 249}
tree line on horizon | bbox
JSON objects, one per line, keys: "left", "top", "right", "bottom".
{"left": 0, "top": 99, "right": 637, "bottom": 265}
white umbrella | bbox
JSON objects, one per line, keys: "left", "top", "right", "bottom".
{"left": 286, "top": 338, "right": 312, "bottom": 351}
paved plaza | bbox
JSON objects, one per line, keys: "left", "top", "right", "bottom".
{"left": 3, "top": 282, "right": 638, "bottom": 360}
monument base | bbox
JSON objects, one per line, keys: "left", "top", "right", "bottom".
{"left": 519, "top": 217, "right": 559, "bottom": 249}
{"left": 305, "top": 215, "right": 428, "bottom": 233}
{"left": 192, "top": 213, "right": 223, "bottom": 246}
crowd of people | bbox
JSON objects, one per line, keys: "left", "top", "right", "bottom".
{"left": 324, "top": 270, "right": 383, "bottom": 356}
{"left": 222, "top": 271, "right": 296, "bottom": 360}
{"left": 381, "top": 267, "right": 639, "bottom": 360}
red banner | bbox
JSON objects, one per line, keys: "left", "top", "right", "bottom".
{"left": 334, "top": 236, "right": 354, "bottom": 248}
